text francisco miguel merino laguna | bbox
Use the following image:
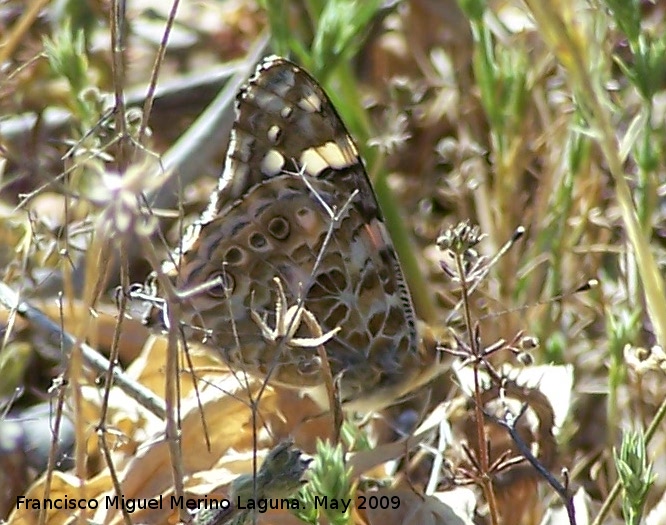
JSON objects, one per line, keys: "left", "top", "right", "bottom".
{"left": 16, "top": 494, "right": 323, "bottom": 514}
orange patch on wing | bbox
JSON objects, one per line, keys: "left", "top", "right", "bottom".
{"left": 363, "top": 220, "right": 390, "bottom": 251}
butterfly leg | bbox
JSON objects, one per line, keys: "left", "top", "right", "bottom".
{"left": 250, "top": 277, "right": 340, "bottom": 348}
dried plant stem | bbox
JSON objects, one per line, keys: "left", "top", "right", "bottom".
{"left": 38, "top": 382, "right": 68, "bottom": 525}
{"left": 110, "top": 0, "right": 129, "bottom": 167}
{"left": 137, "top": 0, "right": 181, "bottom": 144}
{"left": 0, "top": 0, "right": 50, "bottom": 63}
{"left": 455, "top": 253, "right": 499, "bottom": 525}
{"left": 98, "top": 433, "right": 134, "bottom": 525}
{"left": 141, "top": 241, "right": 189, "bottom": 523}
{"left": 95, "top": 252, "right": 134, "bottom": 525}
{"left": 0, "top": 282, "right": 166, "bottom": 419}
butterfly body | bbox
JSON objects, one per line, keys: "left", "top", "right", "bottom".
{"left": 162, "top": 57, "right": 443, "bottom": 410}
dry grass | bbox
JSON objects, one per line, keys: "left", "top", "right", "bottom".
{"left": 1, "top": 0, "right": 665, "bottom": 524}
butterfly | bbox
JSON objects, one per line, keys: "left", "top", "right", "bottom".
{"left": 157, "top": 56, "right": 443, "bottom": 412}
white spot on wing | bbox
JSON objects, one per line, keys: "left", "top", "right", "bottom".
{"left": 268, "top": 125, "right": 281, "bottom": 144}
{"left": 280, "top": 105, "right": 293, "bottom": 119}
{"left": 298, "top": 90, "right": 322, "bottom": 113}
{"left": 316, "top": 142, "right": 352, "bottom": 169}
{"left": 300, "top": 148, "right": 328, "bottom": 176}
{"left": 261, "top": 149, "right": 285, "bottom": 176}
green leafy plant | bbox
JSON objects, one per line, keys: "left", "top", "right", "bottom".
{"left": 614, "top": 430, "right": 656, "bottom": 525}
{"left": 294, "top": 440, "right": 354, "bottom": 525}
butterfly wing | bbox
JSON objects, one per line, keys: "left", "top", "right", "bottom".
{"left": 173, "top": 57, "right": 421, "bottom": 407}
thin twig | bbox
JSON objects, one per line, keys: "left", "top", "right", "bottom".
{"left": 486, "top": 405, "right": 577, "bottom": 525}
{"left": 138, "top": 0, "right": 181, "bottom": 144}
{"left": 110, "top": 0, "right": 129, "bottom": 168}
{"left": 38, "top": 382, "right": 68, "bottom": 525}
{"left": 454, "top": 251, "right": 500, "bottom": 525}
{"left": 0, "top": 282, "right": 166, "bottom": 419}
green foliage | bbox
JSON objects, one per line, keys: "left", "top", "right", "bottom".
{"left": 43, "top": 19, "right": 89, "bottom": 95}
{"left": 606, "top": 308, "right": 642, "bottom": 384}
{"left": 457, "top": 0, "right": 486, "bottom": 23}
{"left": 614, "top": 430, "right": 655, "bottom": 525}
{"left": 260, "top": 0, "right": 383, "bottom": 79}
{"left": 293, "top": 440, "right": 354, "bottom": 525}
{"left": 310, "top": 0, "right": 383, "bottom": 79}
{"left": 43, "top": 19, "right": 99, "bottom": 127}
{"left": 604, "top": 0, "right": 666, "bottom": 101}
{"left": 0, "top": 343, "right": 31, "bottom": 403}
{"left": 456, "top": 0, "right": 529, "bottom": 156}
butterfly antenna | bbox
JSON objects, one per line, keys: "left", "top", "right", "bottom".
{"left": 476, "top": 278, "right": 599, "bottom": 321}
